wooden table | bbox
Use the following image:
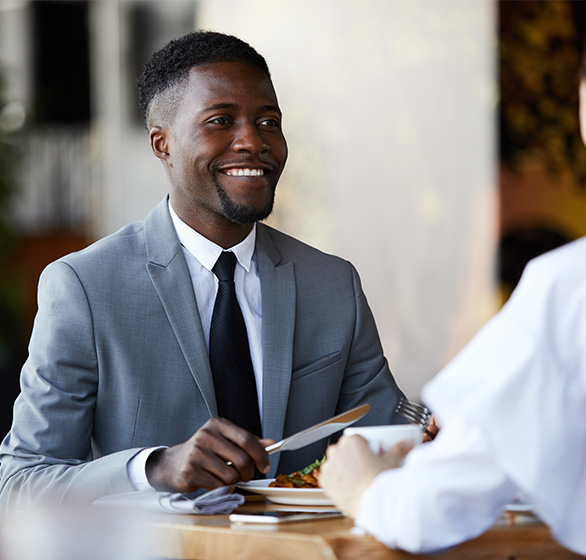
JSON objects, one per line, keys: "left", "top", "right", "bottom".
{"left": 146, "top": 498, "right": 585, "bottom": 560}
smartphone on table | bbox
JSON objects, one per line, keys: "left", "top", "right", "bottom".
{"left": 229, "top": 511, "right": 343, "bottom": 524}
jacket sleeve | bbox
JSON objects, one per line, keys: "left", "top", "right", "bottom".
{"left": 335, "top": 262, "right": 407, "bottom": 426}
{"left": 0, "top": 261, "right": 140, "bottom": 511}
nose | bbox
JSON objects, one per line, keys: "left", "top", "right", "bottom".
{"left": 232, "top": 122, "right": 269, "bottom": 154}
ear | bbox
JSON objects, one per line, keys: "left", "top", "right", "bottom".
{"left": 150, "top": 126, "right": 171, "bottom": 161}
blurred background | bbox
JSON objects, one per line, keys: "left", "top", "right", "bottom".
{"left": 1, "top": 0, "right": 586, "bottom": 438}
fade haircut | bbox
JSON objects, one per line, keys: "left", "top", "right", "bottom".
{"left": 136, "top": 30, "right": 272, "bottom": 130}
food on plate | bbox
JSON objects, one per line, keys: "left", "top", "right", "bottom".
{"left": 269, "top": 456, "right": 325, "bottom": 488}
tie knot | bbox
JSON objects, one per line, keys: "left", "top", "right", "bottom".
{"left": 213, "top": 251, "right": 237, "bottom": 282}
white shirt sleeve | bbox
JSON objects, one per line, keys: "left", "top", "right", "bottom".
{"left": 126, "top": 447, "right": 167, "bottom": 491}
{"left": 355, "top": 417, "right": 516, "bottom": 553}
{"left": 422, "top": 243, "right": 586, "bottom": 555}
{"left": 355, "top": 239, "right": 586, "bottom": 555}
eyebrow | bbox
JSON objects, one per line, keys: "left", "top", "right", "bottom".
{"left": 200, "top": 103, "right": 282, "bottom": 116}
{"left": 261, "top": 104, "right": 282, "bottom": 115}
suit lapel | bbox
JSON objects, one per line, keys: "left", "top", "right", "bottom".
{"left": 256, "top": 224, "right": 296, "bottom": 473}
{"left": 144, "top": 197, "right": 217, "bottom": 417}
{"left": 143, "top": 205, "right": 296, "bottom": 451}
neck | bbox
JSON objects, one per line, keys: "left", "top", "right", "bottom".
{"left": 171, "top": 201, "right": 254, "bottom": 249}
{"left": 206, "top": 222, "right": 254, "bottom": 249}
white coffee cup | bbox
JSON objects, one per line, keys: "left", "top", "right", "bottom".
{"left": 343, "top": 424, "right": 422, "bottom": 455}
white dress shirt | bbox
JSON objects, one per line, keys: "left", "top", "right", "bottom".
{"left": 355, "top": 237, "right": 586, "bottom": 556}
{"left": 127, "top": 202, "right": 264, "bottom": 490}
{"left": 168, "top": 203, "right": 263, "bottom": 398}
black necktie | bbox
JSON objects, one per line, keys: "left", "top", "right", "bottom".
{"left": 209, "top": 251, "right": 262, "bottom": 438}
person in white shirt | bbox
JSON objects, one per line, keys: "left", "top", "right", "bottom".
{"left": 320, "top": 49, "right": 586, "bottom": 559}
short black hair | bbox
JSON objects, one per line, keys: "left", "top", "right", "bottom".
{"left": 136, "top": 30, "right": 271, "bottom": 129}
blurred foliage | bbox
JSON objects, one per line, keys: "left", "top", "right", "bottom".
{"left": 0, "top": 68, "right": 27, "bottom": 372}
{"left": 499, "top": 0, "right": 586, "bottom": 185}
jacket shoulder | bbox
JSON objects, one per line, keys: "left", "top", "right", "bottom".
{"left": 257, "top": 223, "right": 349, "bottom": 267}
{"left": 60, "top": 220, "right": 146, "bottom": 264}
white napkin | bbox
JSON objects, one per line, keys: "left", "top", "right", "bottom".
{"left": 93, "top": 486, "right": 244, "bottom": 515}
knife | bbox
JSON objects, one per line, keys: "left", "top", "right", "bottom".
{"left": 264, "top": 403, "right": 370, "bottom": 455}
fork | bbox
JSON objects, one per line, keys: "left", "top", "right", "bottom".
{"left": 395, "top": 397, "right": 436, "bottom": 440}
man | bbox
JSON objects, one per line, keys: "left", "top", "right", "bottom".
{"left": 319, "top": 57, "right": 586, "bottom": 557}
{"left": 0, "top": 31, "right": 406, "bottom": 508}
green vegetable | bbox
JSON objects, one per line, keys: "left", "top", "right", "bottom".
{"left": 296, "top": 455, "right": 326, "bottom": 477}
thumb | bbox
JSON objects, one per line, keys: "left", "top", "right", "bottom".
{"left": 380, "top": 439, "right": 414, "bottom": 470}
{"left": 396, "top": 439, "right": 415, "bottom": 455}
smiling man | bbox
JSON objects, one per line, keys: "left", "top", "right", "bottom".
{"left": 150, "top": 61, "right": 288, "bottom": 248}
{"left": 0, "top": 31, "right": 407, "bottom": 507}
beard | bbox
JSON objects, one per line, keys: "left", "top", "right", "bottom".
{"left": 213, "top": 176, "right": 277, "bottom": 224}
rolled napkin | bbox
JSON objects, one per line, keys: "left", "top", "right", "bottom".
{"left": 93, "top": 486, "right": 244, "bottom": 515}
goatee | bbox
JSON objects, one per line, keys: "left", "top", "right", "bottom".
{"left": 214, "top": 179, "right": 276, "bottom": 224}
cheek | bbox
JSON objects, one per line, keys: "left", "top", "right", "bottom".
{"left": 275, "top": 137, "right": 288, "bottom": 166}
{"left": 175, "top": 147, "right": 207, "bottom": 178}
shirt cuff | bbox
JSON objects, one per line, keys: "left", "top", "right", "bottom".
{"left": 127, "top": 446, "right": 167, "bottom": 491}
{"left": 355, "top": 468, "right": 396, "bottom": 533}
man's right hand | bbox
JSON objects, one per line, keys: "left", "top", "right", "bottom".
{"left": 145, "top": 417, "right": 273, "bottom": 492}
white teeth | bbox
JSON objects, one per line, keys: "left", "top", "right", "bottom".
{"left": 225, "top": 168, "right": 264, "bottom": 177}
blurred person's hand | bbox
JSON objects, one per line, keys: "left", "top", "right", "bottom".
{"left": 423, "top": 414, "right": 440, "bottom": 442}
{"left": 320, "top": 435, "right": 414, "bottom": 518}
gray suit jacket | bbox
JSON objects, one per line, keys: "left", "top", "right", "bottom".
{"left": 0, "top": 197, "right": 405, "bottom": 508}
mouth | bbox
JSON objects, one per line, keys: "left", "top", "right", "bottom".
{"left": 222, "top": 167, "right": 265, "bottom": 177}
{"left": 212, "top": 162, "right": 279, "bottom": 222}
{"left": 215, "top": 160, "right": 277, "bottom": 180}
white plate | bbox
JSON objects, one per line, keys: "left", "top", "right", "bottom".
{"left": 505, "top": 502, "right": 533, "bottom": 513}
{"left": 236, "top": 479, "right": 333, "bottom": 506}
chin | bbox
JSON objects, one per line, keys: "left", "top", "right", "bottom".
{"left": 224, "top": 205, "right": 273, "bottom": 225}
{"left": 219, "top": 192, "right": 275, "bottom": 225}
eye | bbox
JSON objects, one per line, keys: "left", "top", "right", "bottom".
{"left": 259, "top": 118, "right": 280, "bottom": 128}
{"left": 209, "top": 116, "right": 232, "bottom": 126}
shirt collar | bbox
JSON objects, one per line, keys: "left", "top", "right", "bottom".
{"left": 168, "top": 201, "right": 256, "bottom": 273}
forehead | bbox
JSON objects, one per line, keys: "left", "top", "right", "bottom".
{"left": 180, "top": 61, "right": 279, "bottom": 112}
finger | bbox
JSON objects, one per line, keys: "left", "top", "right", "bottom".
{"left": 152, "top": 443, "right": 237, "bottom": 492}
{"left": 219, "top": 423, "right": 272, "bottom": 474}
{"left": 203, "top": 418, "right": 271, "bottom": 476}
{"left": 343, "top": 434, "right": 371, "bottom": 450}
{"left": 336, "top": 434, "right": 374, "bottom": 458}
{"left": 379, "top": 440, "right": 413, "bottom": 470}
{"left": 396, "top": 440, "right": 415, "bottom": 455}
{"left": 423, "top": 428, "right": 436, "bottom": 441}
{"left": 196, "top": 435, "right": 256, "bottom": 481}
{"left": 182, "top": 440, "right": 243, "bottom": 488}
{"left": 188, "top": 463, "right": 236, "bottom": 490}
{"left": 422, "top": 417, "right": 439, "bottom": 442}
{"left": 325, "top": 441, "right": 339, "bottom": 459}
{"left": 259, "top": 437, "right": 275, "bottom": 448}
{"left": 325, "top": 435, "right": 372, "bottom": 475}
{"left": 428, "top": 415, "right": 438, "bottom": 427}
